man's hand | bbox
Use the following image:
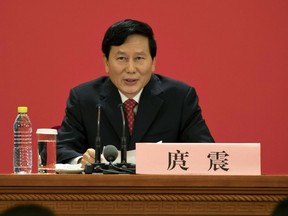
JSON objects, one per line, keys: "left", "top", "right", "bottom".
{"left": 81, "top": 148, "right": 95, "bottom": 167}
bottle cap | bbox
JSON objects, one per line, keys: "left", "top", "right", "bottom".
{"left": 18, "top": 106, "right": 28, "bottom": 113}
{"left": 36, "top": 128, "right": 58, "bottom": 135}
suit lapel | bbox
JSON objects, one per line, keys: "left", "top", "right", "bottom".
{"left": 99, "top": 79, "right": 124, "bottom": 140}
{"left": 131, "top": 75, "right": 164, "bottom": 146}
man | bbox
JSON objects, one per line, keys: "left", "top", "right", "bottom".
{"left": 56, "top": 19, "right": 214, "bottom": 167}
{"left": 0, "top": 204, "right": 55, "bottom": 216}
{"left": 271, "top": 198, "right": 288, "bottom": 216}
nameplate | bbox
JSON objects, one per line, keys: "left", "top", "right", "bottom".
{"left": 136, "top": 143, "right": 261, "bottom": 175}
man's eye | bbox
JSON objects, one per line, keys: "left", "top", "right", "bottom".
{"left": 117, "top": 57, "right": 127, "bottom": 61}
{"left": 136, "top": 57, "right": 145, "bottom": 61}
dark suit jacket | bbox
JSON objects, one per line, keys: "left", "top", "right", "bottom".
{"left": 57, "top": 74, "right": 214, "bottom": 163}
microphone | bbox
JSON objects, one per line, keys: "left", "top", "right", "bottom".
{"left": 84, "top": 104, "right": 136, "bottom": 174}
{"left": 95, "top": 105, "right": 101, "bottom": 163}
{"left": 84, "top": 104, "right": 109, "bottom": 174}
{"left": 116, "top": 104, "right": 136, "bottom": 173}
{"left": 103, "top": 145, "right": 118, "bottom": 163}
{"left": 103, "top": 145, "right": 135, "bottom": 174}
{"left": 118, "top": 104, "right": 127, "bottom": 164}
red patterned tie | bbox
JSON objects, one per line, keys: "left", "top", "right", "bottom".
{"left": 124, "top": 99, "right": 137, "bottom": 135}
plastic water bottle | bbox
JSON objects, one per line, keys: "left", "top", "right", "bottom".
{"left": 13, "top": 106, "right": 32, "bottom": 174}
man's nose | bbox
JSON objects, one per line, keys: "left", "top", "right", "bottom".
{"left": 126, "top": 60, "right": 136, "bottom": 73}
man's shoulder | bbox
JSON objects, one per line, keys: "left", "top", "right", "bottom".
{"left": 152, "top": 73, "right": 192, "bottom": 91}
{"left": 73, "top": 76, "right": 109, "bottom": 90}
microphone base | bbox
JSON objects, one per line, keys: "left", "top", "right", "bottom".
{"left": 116, "top": 163, "right": 135, "bottom": 169}
{"left": 84, "top": 163, "right": 109, "bottom": 174}
{"left": 84, "top": 163, "right": 136, "bottom": 174}
{"left": 116, "top": 163, "right": 136, "bottom": 174}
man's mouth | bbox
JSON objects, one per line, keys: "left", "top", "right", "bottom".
{"left": 124, "top": 78, "right": 137, "bottom": 85}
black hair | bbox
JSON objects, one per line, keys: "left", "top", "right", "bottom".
{"left": 102, "top": 19, "right": 157, "bottom": 59}
{"left": 0, "top": 204, "right": 55, "bottom": 216}
{"left": 271, "top": 198, "right": 288, "bottom": 216}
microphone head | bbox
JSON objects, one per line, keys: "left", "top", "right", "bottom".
{"left": 103, "top": 145, "right": 118, "bottom": 163}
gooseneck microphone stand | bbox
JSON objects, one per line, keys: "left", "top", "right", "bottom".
{"left": 84, "top": 105, "right": 109, "bottom": 174}
{"left": 104, "top": 145, "right": 135, "bottom": 174}
{"left": 117, "top": 104, "right": 135, "bottom": 172}
{"left": 84, "top": 104, "right": 136, "bottom": 174}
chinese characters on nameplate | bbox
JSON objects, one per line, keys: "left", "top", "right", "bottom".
{"left": 136, "top": 143, "right": 261, "bottom": 175}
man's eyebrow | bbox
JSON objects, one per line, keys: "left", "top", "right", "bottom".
{"left": 115, "top": 51, "right": 127, "bottom": 55}
{"left": 114, "top": 51, "right": 147, "bottom": 55}
{"left": 135, "top": 51, "right": 147, "bottom": 55}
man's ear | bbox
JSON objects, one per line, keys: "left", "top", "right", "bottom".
{"left": 103, "top": 54, "right": 109, "bottom": 73}
{"left": 152, "top": 57, "right": 156, "bottom": 72}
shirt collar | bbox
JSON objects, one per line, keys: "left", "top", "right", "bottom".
{"left": 118, "top": 89, "right": 143, "bottom": 103}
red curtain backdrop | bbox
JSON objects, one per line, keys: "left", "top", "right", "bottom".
{"left": 0, "top": 0, "right": 287, "bottom": 174}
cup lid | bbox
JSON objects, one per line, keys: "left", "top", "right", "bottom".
{"left": 36, "top": 128, "right": 58, "bottom": 135}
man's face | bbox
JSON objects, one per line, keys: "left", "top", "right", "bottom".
{"left": 104, "top": 34, "right": 156, "bottom": 98}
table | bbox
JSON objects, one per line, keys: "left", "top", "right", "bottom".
{"left": 0, "top": 174, "right": 287, "bottom": 216}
